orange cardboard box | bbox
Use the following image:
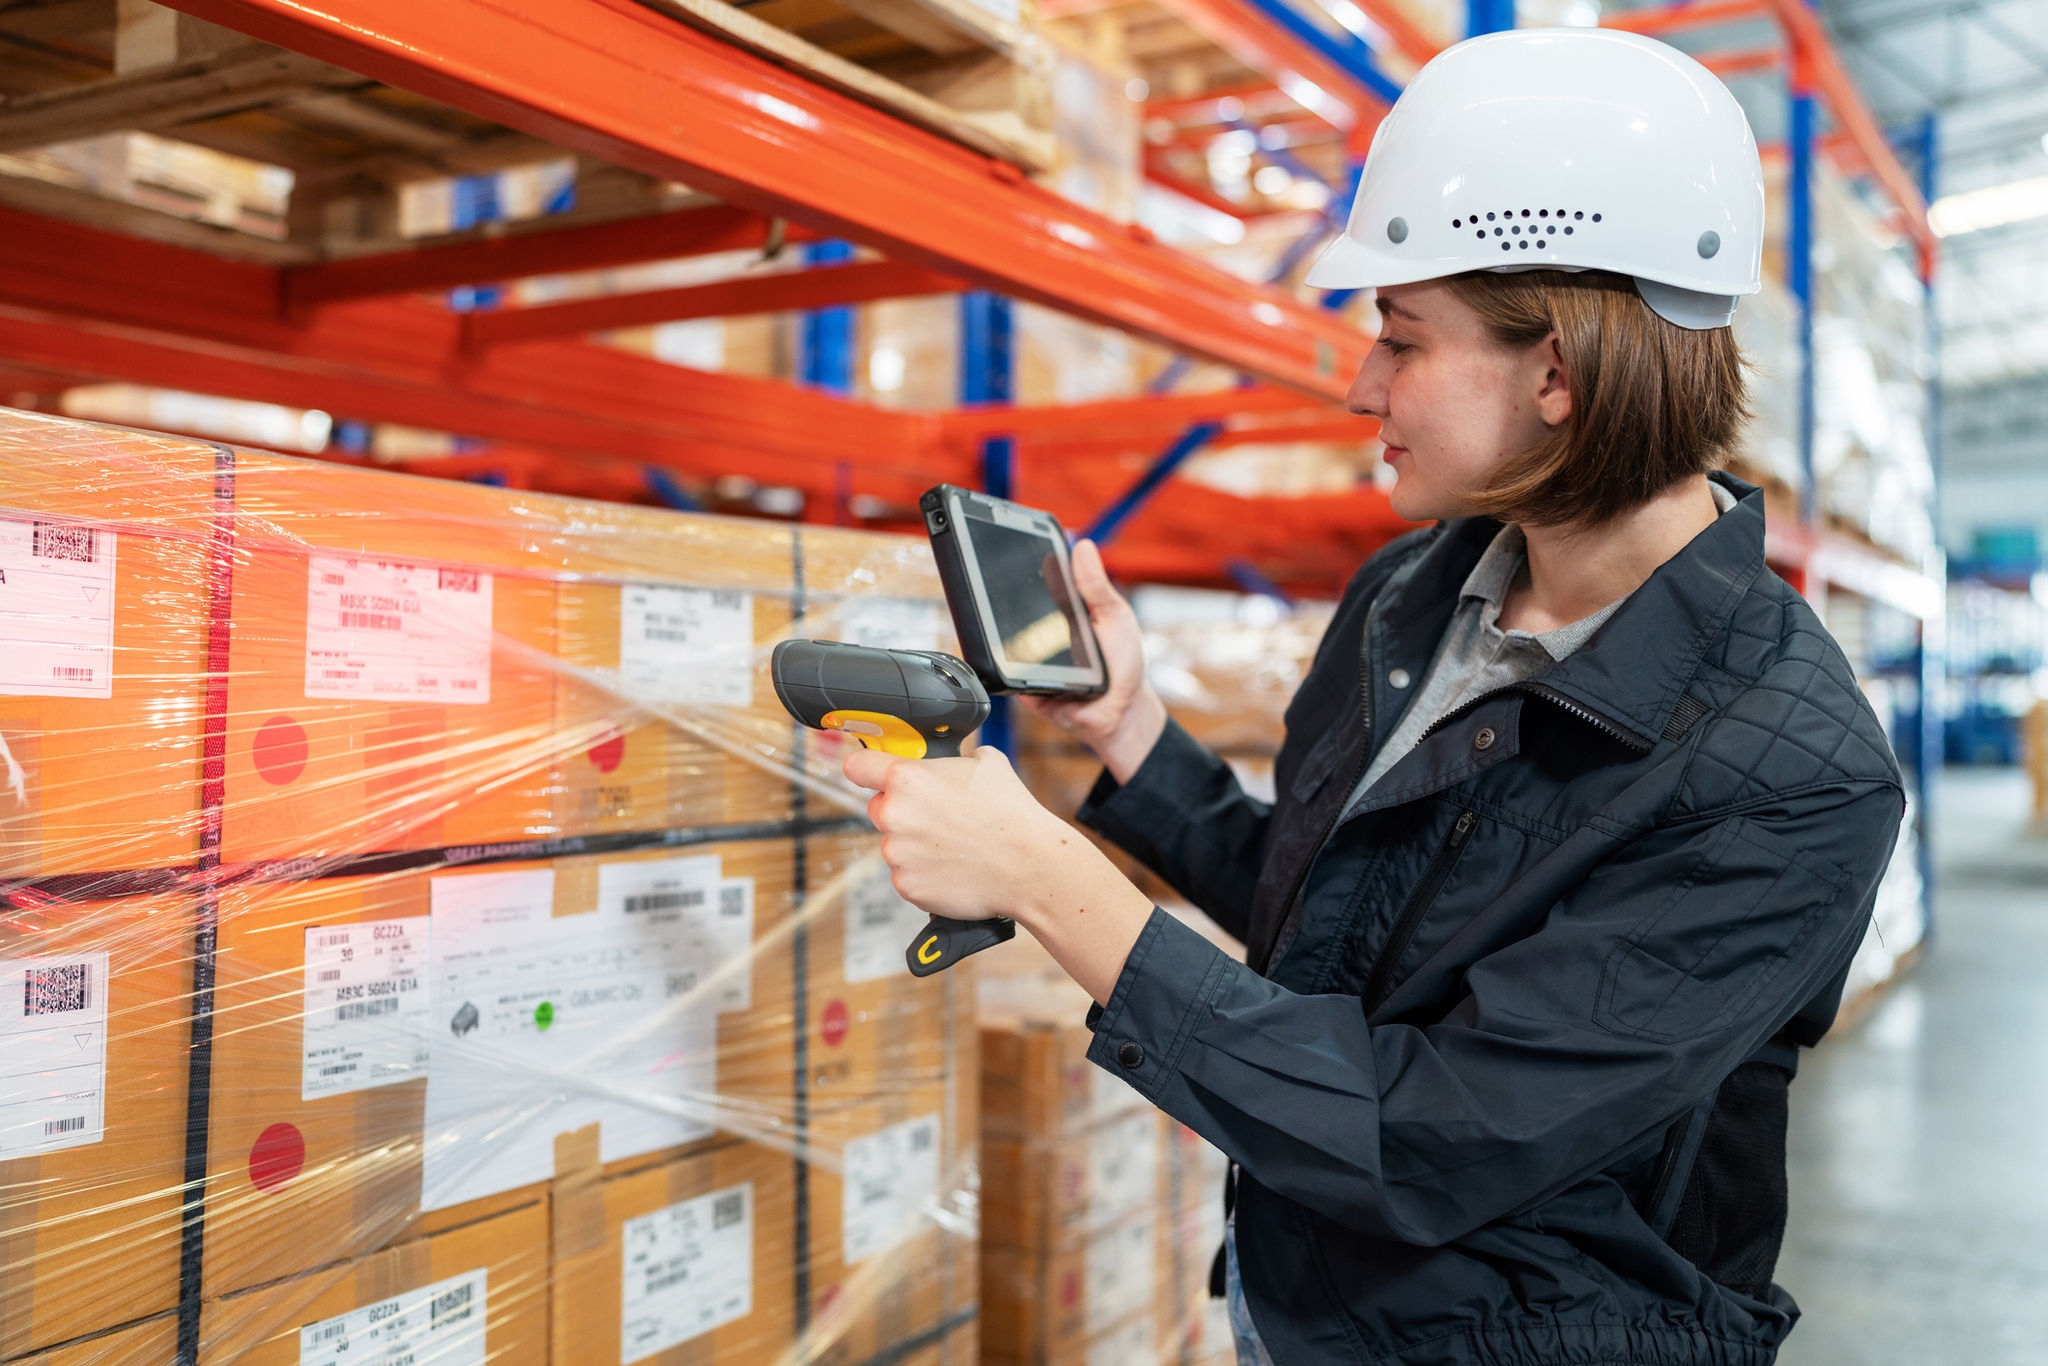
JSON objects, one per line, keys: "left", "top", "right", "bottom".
{"left": 981, "top": 1107, "right": 1165, "bottom": 1253}
{"left": 804, "top": 1081, "right": 979, "bottom": 1366}
{"left": 550, "top": 1139, "right": 797, "bottom": 1365}
{"left": 204, "top": 836, "right": 804, "bottom": 1297}
{"left": 199, "top": 1197, "right": 549, "bottom": 1366}
{"left": 0, "top": 895, "right": 192, "bottom": 1358}
{"left": 0, "top": 430, "right": 215, "bottom": 878}
{"left": 4, "top": 1312, "right": 178, "bottom": 1366}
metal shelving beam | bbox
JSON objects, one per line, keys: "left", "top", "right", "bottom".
{"left": 164, "top": 0, "right": 1372, "bottom": 401}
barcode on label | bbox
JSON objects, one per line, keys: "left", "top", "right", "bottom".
{"left": 340, "top": 610, "right": 404, "bottom": 631}
{"left": 714, "top": 1190, "right": 745, "bottom": 1229}
{"left": 910, "top": 1125, "right": 933, "bottom": 1152}
{"left": 24, "top": 963, "right": 89, "bottom": 1015}
{"left": 43, "top": 1116, "right": 85, "bottom": 1136}
{"left": 315, "top": 932, "right": 351, "bottom": 948}
{"left": 335, "top": 996, "right": 398, "bottom": 1021}
{"left": 32, "top": 523, "right": 94, "bottom": 562}
{"left": 711, "top": 590, "right": 742, "bottom": 609}
{"left": 320, "top": 1063, "right": 355, "bottom": 1076}
{"left": 624, "top": 889, "right": 704, "bottom": 915}
{"left": 320, "top": 572, "right": 346, "bottom": 587}
{"left": 430, "top": 1281, "right": 473, "bottom": 1327}
{"left": 437, "top": 568, "right": 480, "bottom": 593}
{"left": 643, "top": 627, "right": 691, "bottom": 642}
{"left": 645, "top": 1267, "right": 690, "bottom": 1293}
{"left": 719, "top": 885, "right": 746, "bottom": 919}
{"left": 51, "top": 666, "right": 93, "bottom": 682}
{"left": 308, "top": 1321, "right": 345, "bottom": 1344}
{"left": 316, "top": 968, "right": 343, "bottom": 983}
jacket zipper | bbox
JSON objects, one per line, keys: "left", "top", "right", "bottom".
{"left": 1362, "top": 809, "right": 1477, "bottom": 1014}
{"left": 1418, "top": 680, "right": 1653, "bottom": 754}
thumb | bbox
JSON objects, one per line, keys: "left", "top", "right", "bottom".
{"left": 1069, "top": 539, "right": 1125, "bottom": 614}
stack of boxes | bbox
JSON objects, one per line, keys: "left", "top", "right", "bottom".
{"left": 977, "top": 995, "right": 1232, "bottom": 1366}
{"left": 0, "top": 412, "right": 975, "bottom": 1365}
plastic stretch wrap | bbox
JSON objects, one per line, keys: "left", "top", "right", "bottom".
{"left": 976, "top": 945, "right": 1231, "bottom": 1366}
{"left": 0, "top": 409, "right": 978, "bottom": 1366}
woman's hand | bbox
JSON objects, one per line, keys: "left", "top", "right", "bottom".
{"left": 1020, "top": 538, "right": 1168, "bottom": 785}
{"left": 844, "top": 744, "right": 1156, "bottom": 1004}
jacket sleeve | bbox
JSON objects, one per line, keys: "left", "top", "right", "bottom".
{"left": 1076, "top": 717, "right": 1269, "bottom": 944}
{"left": 1084, "top": 779, "right": 1903, "bottom": 1247}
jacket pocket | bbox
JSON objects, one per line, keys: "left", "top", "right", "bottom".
{"left": 1595, "top": 817, "right": 1854, "bottom": 1044}
{"left": 1288, "top": 726, "right": 1343, "bottom": 803}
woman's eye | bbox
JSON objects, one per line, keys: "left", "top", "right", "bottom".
{"left": 1377, "top": 337, "right": 1412, "bottom": 355}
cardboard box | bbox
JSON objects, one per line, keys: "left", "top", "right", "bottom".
{"left": 0, "top": 896, "right": 192, "bottom": 1357}
{"left": 981, "top": 1204, "right": 1160, "bottom": 1361}
{"left": 203, "top": 836, "right": 804, "bottom": 1297}
{"left": 978, "top": 1015, "right": 1147, "bottom": 1142}
{"left": 199, "top": 1197, "right": 549, "bottom": 1366}
{"left": 981, "top": 1107, "right": 1164, "bottom": 1253}
{"left": 804, "top": 1082, "right": 978, "bottom": 1366}
{"left": 550, "top": 1139, "right": 797, "bottom": 1365}
{"left": 0, "top": 493, "right": 212, "bottom": 879}
{"left": 4, "top": 1313, "right": 178, "bottom": 1366}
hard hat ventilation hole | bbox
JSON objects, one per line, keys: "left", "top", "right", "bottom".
{"left": 1500, "top": 243, "right": 1511, "bottom": 252}
{"left": 1564, "top": 227, "right": 1573, "bottom": 235}
{"left": 1574, "top": 212, "right": 1584, "bottom": 220}
{"left": 1487, "top": 213, "right": 1497, "bottom": 221}
{"left": 1521, "top": 209, "right": 1531, "bottom": 218}
{"left": 1518, "top": 241, "right": 1529, "bottom": 249}
{"left": 1476, "top": 231, "right": 1486, "bottom": 240}
{"left": 1539, "top": 209, "right": 1549, "bottom": 217}
{"left": 1592, "top": 213, "right": 1602, "bottom": 222}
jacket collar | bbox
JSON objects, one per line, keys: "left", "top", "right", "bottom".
{"left": 1378, "top": 472, "right": 1768, "bottom": 749}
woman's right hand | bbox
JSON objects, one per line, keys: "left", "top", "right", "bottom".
{"left": 1019, "top": 538, "right": 1167, "bottom": 785}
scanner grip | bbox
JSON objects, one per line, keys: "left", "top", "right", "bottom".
{"left": 905, "top": 914, "right": 1015, "bottom": 976}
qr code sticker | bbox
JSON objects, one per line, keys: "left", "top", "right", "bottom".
{"left": 430, "top": 1281, "right": 474, "bottom": 1327}
{"left": 714, "top": 1190, "right": 746, "bottom": 1229}
{"left": 24, "top": 962, "right": 89, "bottom": 1015}
{"left": 31, "top": 523, "right": 94, "bottom": 563}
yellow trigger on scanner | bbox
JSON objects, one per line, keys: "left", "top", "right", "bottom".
{"left": 819, "top": 709, "right": 928, "bottom": 759}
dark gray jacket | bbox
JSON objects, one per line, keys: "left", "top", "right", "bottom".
{"left": 1078, "top": 475, "right": 1903, "bottom": 1366}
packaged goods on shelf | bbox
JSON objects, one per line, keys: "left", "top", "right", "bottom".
{"left": 977, "top": 949, "right": 1234, "bottom": 1366}
{"left": 0, "top": 409, "right": 976, "bottom": 1365}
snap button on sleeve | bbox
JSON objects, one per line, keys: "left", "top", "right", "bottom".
{"left": 1117, "top": 1041, "right": 1145, "bottom": 1068}
{"left": 1473, "top": 727, "right": 1496, "bottom": 751}
{"left": 1388, "top": 667, "right": 1411, "bottom": 689}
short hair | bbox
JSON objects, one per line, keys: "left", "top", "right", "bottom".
{"left": 1441, "top": 269, "right": 1750, "bottom": 528}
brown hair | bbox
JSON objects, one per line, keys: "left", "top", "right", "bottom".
{"left": 1442, "top": 269, "right": 1750, "bottom": 528}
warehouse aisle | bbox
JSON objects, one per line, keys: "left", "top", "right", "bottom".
{"left": 1777, "top": 769, "right": 2048, "bottom": 1364}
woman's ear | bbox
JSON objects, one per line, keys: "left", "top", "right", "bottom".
{"left": 1534, "top": 331, "right": 1573, "bottom": 429}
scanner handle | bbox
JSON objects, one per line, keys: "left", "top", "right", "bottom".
{"left": 906, "top": 914, "right": 1016, "bottom": 976}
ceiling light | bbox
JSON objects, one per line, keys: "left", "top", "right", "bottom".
{"left": 1929, "top": 174, "right": 2048, "bottom": 237}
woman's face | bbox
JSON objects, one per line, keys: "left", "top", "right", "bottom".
{"left": 1346, "top": 280, "right": 1570, "bottom": 524}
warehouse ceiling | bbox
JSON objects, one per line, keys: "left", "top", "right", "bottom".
{"left": 1822, "top": 0, "right": 2048, "bottom": 389}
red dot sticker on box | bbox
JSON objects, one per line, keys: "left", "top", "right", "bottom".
{"left": 249, "top": 1122, "right": 305, "bottom": 1193}
{"left": 1060, "top": 1270, "right": 1082, "bottom": 1309}
{"left": 586, "top": 731, "right": 626, "bottom": 774}
{"left": 820, "top": 998, "right": 850, "bottom": 1048}
{"left": 253, "top": 716, "right": 308, "bottom": 786}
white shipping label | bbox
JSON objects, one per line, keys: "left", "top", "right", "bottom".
{"left": 304, "top": 555, "right": 494, "bottom": 704}
{"left": 595, "top": 857, "right": 754, "bottom": 1014}
{"left": 826, "top": 597, "right": 944, "bottom": 653}
{"left": 297, "top": 1267, "right": 488, "bottom": 1366}
{"left": 1085, "top": 1110, "right": 1161, "bottom": 1229}
{"left": 840, "top": 1113, "right": 940, "bottom": 1265}
{"left": 843, "top": 860, "right": 926, "bottom": 984}
{"left": 1086, "top": 1312, "right": 1161, "bottom": 1366}
{"left": 618, "top": 585, "right": 754, "bottom": 707}
{"left": 1083, "top": 1210, "right": 1157, "bottom": 1334}
{"left": 0, "top": 518, "right": 116, "bottom": 699}
{"left": 421, "top": 863, "right": 727, "bottom": 1212}
{"left": 301, "top": 918, "right": 431, "bottom": 1100}
{"left": 0, "top": 952, "right": 109, "bottom": 1155}
{"left": 619, "top": 1181, "right": 754, "bottom": 1364}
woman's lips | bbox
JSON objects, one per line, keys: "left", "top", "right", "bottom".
{"left": 1383, "top": 445, "right": 1408, "bottom": 465}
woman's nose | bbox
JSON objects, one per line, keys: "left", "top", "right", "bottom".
{"left": 1346, "top": 355, "right": 1386, "bottom": 418}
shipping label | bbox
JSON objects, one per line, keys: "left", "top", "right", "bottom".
{"left": 824, "top": 597, "right": 944, "bottom": 653}
{"left": 618, "top": 585, "right": 754, "bottom": 707}
{"left": 1085, "top": 1109, "right": 1160, "bottom": 1230}
{"left": 0, "top": 951, "right": 109, "bottom": 1155}
{"left": 1086, "top": 1311, "right": 1161, "bottom": 1366}
{"left": 304, "top": 555, "right": 494, "bottom": 704}
{"left": 843, "top": 859, "right": 926, "bottom": 984}
{"left": 301, "top": 918, "right": 430, "bottom": 1100}
{"left": 840, "top": 1112, "right": 940, "bottom": 1264}
{"left": 297, "top": 1267, "right": 488, "bottom": 1366}
{"left": 0, "top": 518, "right": 116, "bottom": 699}
{"left": 1083, "top": 1208, "right": 1157, "bottom": 1335}
{"left": 619, "top": 1181, "right": 754, "bottom": 1364}
{"left": 420, "top": 858, "right": 748, "bottom": 1211}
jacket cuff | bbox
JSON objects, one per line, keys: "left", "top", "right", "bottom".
{"left": 1083, "top": 907, "right": 1233, "bottom": 1102}
{"left": 1075, "top": 717, "right": 1210, "bottom": 850}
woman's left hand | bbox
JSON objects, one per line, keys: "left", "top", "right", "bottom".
{"left": 841, "top": 745, "right": 1157, "bottom": 1003}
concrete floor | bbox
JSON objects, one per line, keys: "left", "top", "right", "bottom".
{"left": 1777, "top": 768, "right": 2048, "bottom": 1364}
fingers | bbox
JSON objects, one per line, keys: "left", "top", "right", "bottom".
{"left": 1069, "top": 539, "right": 1126, "bottom": 616}
{"left": 843, "top": 745, "right": 904, "bottom": 792}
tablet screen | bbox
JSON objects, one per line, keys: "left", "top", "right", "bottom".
{"left": 970, "top": 517, "right": 1083, "bottom": 668}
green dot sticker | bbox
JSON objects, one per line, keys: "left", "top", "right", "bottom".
{"left": 533, "top": 1001, "right": 555, "bottom": 1031}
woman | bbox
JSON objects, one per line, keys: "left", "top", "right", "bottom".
{"left": 848, "top": 28, "right": 1904, "bottom": 1366}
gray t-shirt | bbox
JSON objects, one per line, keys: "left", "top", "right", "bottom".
{"left": 1345, "top": 482, "right": 1736, "bottom": 812}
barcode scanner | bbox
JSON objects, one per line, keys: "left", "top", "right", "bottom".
{"left": 769, "top": 638, "right": 1017, "bottom": 976}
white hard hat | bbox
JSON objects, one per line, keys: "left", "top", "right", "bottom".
{"left": 1304, "top": 27, "right": 1765, "bottom": 330}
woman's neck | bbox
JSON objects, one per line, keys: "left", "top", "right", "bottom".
{"left": 1498, "top": 474, "right": 1722, "bottom": 634}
